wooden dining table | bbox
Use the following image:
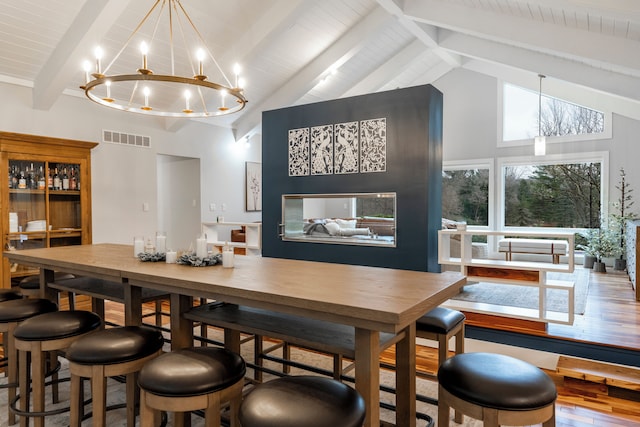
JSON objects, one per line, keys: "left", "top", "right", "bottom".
{"left": 4, "top": 243, "right": 465, "bottom": 427}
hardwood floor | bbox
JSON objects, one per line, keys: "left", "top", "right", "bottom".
{"left": 3, "top": 267, "right": 640, "bottom": 426}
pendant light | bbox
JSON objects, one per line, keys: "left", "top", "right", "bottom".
{"left": 534, "top": 74, "right": 546, "bottom": 156}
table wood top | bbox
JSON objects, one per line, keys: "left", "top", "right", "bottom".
{"left": 5, "top": 243, "right": 466, "bottom": 333}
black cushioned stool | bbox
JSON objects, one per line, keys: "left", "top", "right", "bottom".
{"left": 13, "top": 310, "right": 101, "bottom": 427}
{"left": 66, "top": 326, "right": 165, "bottom": 427}
{"left": 19, "top": 273, "right": 75, "bottom": 306}
{"left": 437, "top": 352, "right": 557, "bottom": 427}
{"left": 0, "top": 289, "right": 23, "bottom": 369}
{"left": 417, "top": 307, "right": 465, "bottom": 368}
{"left": 238, "top": 375, "right": 366, "bottom": 427}
{"left": 138, "top": 347, "right": 246, "bottom": 427}
{"left": 0, "top": 298, "right": 58, "bottom": 426}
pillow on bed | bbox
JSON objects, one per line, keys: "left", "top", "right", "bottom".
{"left": 324, "top": 222, "right": 340, "bottom": 236}
{"left": 336, "top": 219, "right": 357, "bottom": 229}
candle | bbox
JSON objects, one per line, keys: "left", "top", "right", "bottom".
{"left": 133, "top": 236, "right": 144, "bottom": 257}
{"left": 196, "top": 236, "right": 207, "bottom": 259}
{"left": 197, "top": 49, "right": 205, "bottom": 76}
{"left": 156, "top": 232, "right": 166, "bottom": 254}
{"left": 140, "top": 41, "right": 148, "bottom": 70}
{"left": 165, "top": 251, "right": 177, "bottom": 264}
{"left": 222, "top": 245, "right": 234, "bottom": 268}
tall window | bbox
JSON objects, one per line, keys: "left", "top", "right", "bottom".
{"left": 442, "top": 166, "right": 490, "bottom": 226}
{"left": 503, "top": 160, "right": 602, "bottom": 229}
{"left": 503, "top": 83, "right": 605, "bottom": 142}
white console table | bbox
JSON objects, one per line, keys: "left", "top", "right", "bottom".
{"left": 202, "top": 222, "right": 262, "bottom": 256}
{"left": 439, "top": 229, "right": 576, "bottom": 325}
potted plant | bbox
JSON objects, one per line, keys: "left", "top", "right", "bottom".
{"left": 609, "top": 168, "right": 636, "bottom": 271}
{"left": 592, "top": 226, "right": 621, "bottom": 273}
{"left": 577, "top": 228, "right": 598, "bottom": 268}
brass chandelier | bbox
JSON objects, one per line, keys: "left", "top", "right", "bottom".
{"left": 81, "top": 0, "right": 247, "bottom": 118}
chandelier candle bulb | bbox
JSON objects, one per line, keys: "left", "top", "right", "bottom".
{"left": 196, "top": 49, "right": 205, "bottom": 79}
{"left": 219, "top": 89, "right": 228, "bottom": 111}
{"left": 94, "top": 47, "right": 102, "bottom": 74}
{"left": 104, "top": 80, "right": 113, "bottom": 102}
{"left": 183, "top": 90, "right": 192, "bottom": 113}
{"left": 142, "top": 87, "right": 151, "bottom": 110}
{"left": 140, "top": 41, "right": 149, "bottom": 72}
{"left": 83, "top": 61, "right": 91, "bottom": 84}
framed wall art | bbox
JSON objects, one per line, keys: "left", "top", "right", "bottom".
{"left": 246, "top": 161, "right": 262, "bottom": 211}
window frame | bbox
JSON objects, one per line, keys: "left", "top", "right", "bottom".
{"left": 442, "top": 158, "right": 495, "bottom": 230}
{"left": 497, "top": 151, "right": 610, "bottom": 234}
{"left": 497, "top": 81, "right": 613, "bottom": 148}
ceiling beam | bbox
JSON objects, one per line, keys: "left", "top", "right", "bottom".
{"left": 232, "top": 6, "right": 394, "bottom": 141}
{"left": 440, "top": 29, "right": 640, "bottom": 103}
{"left": 402, "top": 0, "right": 640, "bottom": 77}
{"left": 341, "top": 39, "right": 428, "bottom": 98}
{"left": 32, "top": 0, "right": 133, "bottom": 111}
{"left": 375, "top": 0, "right": 461, "bottom": 67}
{"left": 164, "top": 0, "right": 307, "bottom": 133}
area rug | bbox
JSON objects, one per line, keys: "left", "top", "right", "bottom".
{"left": 450, "top": 266, "right": 590, "bottom": 314}
{"left": 0, "top": 331, "right": 483, "bottom": 427}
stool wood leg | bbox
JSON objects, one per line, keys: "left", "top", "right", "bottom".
{"left": 91, "top": 365, "right": 107, "bottom": 427}
{"left": 139, "top": 389, "right": 157, "bottom": 427}
{"left": 204, "top": 392, "right": 221, "bottom": 427}
{"left": 126, "top": 372, "right": 137, "bottom": 427}
{"left": 6, "top": 323, "right": 18, "bottom": 426}
{"left": 69, "top": 374, "right": 82, "bottom": 427}
{"left": 483, "top": 408, "right": 499, "bottom": 426}
{"left": 32, "top": 345, "right": 46, "bottom": 427}
{"left": 438, "top": 384, "right": 451, "bottom": 427}
{"left": 18, "top": 347, "right": 30, "bottom": 427}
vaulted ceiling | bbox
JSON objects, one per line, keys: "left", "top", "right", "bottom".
{"left": 1, "top": 0, "right": 639, "bottom": 140}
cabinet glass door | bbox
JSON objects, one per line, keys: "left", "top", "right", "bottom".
{"left": 7, "top": 160, "right": 47, "bottom": 279}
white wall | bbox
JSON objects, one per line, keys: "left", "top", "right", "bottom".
{"left": 433, "top": 68, "right": 640, "bottom": 218}
{"left": 0, "top": 82, "right": 261, "bottom": 247}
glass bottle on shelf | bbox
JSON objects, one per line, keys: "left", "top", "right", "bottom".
{"left": 62, "top": 167, "right": 69, "bottom": 190}
{"left": 28, "top": 163, "right": 36, "bottom": 189}
{"left": 53, "top": 167, "right": 61, "bottom": 190}
{"left": 70, "top": 166, "right": 77, "bottom": 191}
{"left": 18, "top": 166, "right": 27, "bottom": 189}
{"left": 37, "top": 166, "right": 46, "bottom": 190}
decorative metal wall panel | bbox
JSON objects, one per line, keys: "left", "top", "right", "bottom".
{"left": 310, "top": 125, "right": 334, "bottom": 175}
{"left": 288, "top": 127, "right": 310, "bottom": 176}
{"left": 360, "top": 118, "right": 387, "bottom": 173}
{"left": 334, "top": 121, "right": 359, "bottom": 174}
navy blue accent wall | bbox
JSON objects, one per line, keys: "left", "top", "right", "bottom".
{"left": 261, "top": 85, "right": 443, "bottom": 272}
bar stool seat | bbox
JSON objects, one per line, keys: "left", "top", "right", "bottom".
{"left": 239, "top": 375, "right": 366, "bottom": 427}
{"left": 19, "top": 273, "right": 76, "bottom": 308}
{"left": 66, "top": 326, "right": 165, "bottom": 427}
{"left": 417, "top": 307, "right": 465, "bottom": 367}
{"left": 0, "top": 298, "right": 58, "bottom": 425}
{"left": 138, "top": 347, "right": 246, "bottom": 427}
{"left": 0, "top": 289, "right": 23, "bottom": 302}
{"left": 13, "top": 310, "right": 102, "bottom": 427}
{"left": 437, "top": 352, "right": 557, "bottom": 426}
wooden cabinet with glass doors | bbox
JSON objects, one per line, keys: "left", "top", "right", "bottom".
{"left": 0, "top": 131, "right": 97, "bottom": 289}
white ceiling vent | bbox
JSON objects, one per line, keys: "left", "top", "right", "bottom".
{"left": 102, "top": 130, "right": 150, "bottom": 148}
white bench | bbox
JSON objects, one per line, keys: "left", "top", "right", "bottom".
{"left": 498, "top": 238, "right": 569, "bottom": 264}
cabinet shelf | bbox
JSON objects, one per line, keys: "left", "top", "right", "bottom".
{"left": 1, "top": 131, "right": 97, "bottom": 288}
{"left": 9, "top": 189, "right": 46, "bottom": 195}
